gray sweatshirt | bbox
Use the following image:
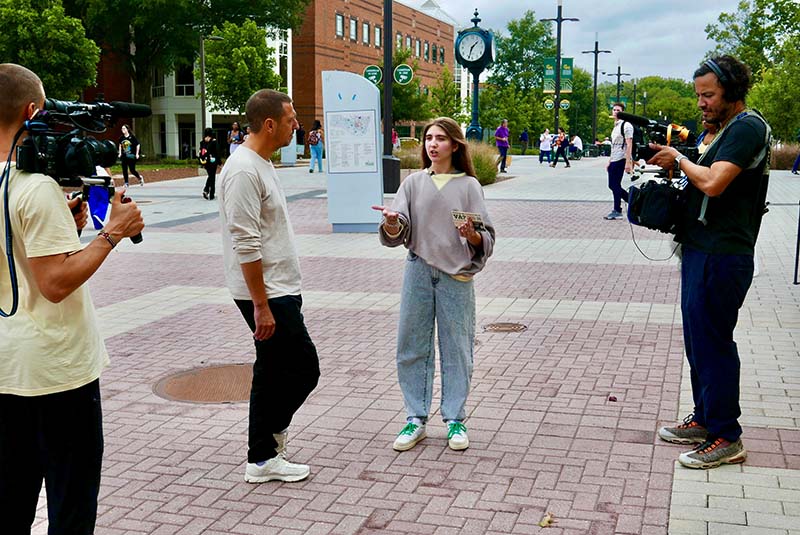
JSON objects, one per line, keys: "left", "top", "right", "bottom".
{"left": 379, "top": 170, "right": 495, "bottom": 277}
{"left": 218, "top": 146, "right": 302, "bottom": 300}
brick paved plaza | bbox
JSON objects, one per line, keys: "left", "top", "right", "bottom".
{"left": 32, "top": 155, "right": 800, "bottom": 534}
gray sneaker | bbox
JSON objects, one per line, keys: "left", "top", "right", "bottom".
{"left": 603, "top": 210, "right": 623, "bottom": 220}
{"left": 658, "top": 414, "right": 708, "bottom": 444}
{"left": 678, "top": 437, "right": 747, "bottom": 469}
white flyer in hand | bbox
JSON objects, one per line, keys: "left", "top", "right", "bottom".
{"left": 451, "top": 210, "right": 486, "bottom": 231}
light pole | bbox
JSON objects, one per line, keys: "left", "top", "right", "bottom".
{"left": 581, "top": 32, "right": 610, "bottom": 148}
{"left": 382, "top": 0, "right": 400, "bottom": 193}
{"left": 642, "top": 91, "right": 647, "bottom": 116}
{"left": 606, "top": 62, "right": 630, "bottom": 103}
{"left": 199, "top": 35, "right": 224, "bottom": 133}
{"left": 540, "top": 0, "right": 578, "bottom": 132}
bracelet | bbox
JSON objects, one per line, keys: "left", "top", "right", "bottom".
{"left": 98, "top": 231, "right": 118, "bottom": 249}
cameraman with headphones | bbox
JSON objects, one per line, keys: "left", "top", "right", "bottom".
{"left": 648, "top": 56, "right": 770, "bottom": 470}
{"left": 0, "top": 64, "right": 144, "bottom": 533}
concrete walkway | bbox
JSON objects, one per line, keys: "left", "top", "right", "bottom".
{"left": 31, "top": 155, "right": 800, "bottom": 534}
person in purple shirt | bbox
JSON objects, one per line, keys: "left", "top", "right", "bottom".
{"left": 495, "top": 119, "right": 509, "bottom": 173}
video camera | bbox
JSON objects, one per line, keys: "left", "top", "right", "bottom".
{"left": 617, "top": 111, "right": 699, "bottom": 171}
{"left": 16, "top": 98, "right": 151, "bottom": 187}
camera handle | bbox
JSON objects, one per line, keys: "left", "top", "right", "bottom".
{"left": 76, "top": 177, "right": 143, "bottom": 244}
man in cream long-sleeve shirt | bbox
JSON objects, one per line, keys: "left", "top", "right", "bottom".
{"left": 218, "top": 89, "right": 320, "bottom": 484}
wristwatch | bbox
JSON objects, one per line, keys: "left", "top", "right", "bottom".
{"left": 674, "top": 154, "right": 688, "bottom": 173}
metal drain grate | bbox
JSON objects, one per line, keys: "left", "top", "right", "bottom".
{"left": 483, "top": 322, "right": 528, "bottom": 333}
{"left": 153, "top": 363, "right": 252, "bottom": 404}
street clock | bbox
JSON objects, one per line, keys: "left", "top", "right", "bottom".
{"left": 455, "top": 10, "right": 494, "bottom": 141}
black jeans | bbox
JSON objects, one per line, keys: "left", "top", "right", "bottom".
{"left": 203, "top": 164, "right": 217, "bottom": 198}
{"left": 121, "top": 156, "right": 141, "bottom": 184}
{"left": 681, "top": 247, "right": 753, "bottom": 442}
{"left": 496, "top": 146, "right": 508, "bottom": 171}
{"left": 0, "top": 379, "right": 103, "bottom": 535}
{"left": 607, "top": 158, "right": 629, "bottom": 212}
{"left": 552, "top": 146, "right": 569, "bottom": 166}
{"left": 235, "top": 296, "right": 320, "bottom": 463}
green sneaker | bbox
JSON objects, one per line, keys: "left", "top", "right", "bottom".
{"left": 678, "top": 437, "right": 747, "bottom": 469}
{"left": 392, "top": 421, "right": 426, "bottom": 451}
{"left": 447, "top": 421, "right": 469, "bottom": 451}
{"left": 658, "top": 413, "right": 708, "bottom": 444}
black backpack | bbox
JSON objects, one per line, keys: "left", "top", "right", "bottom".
{"left": 623, "top": 121, "right": 645, "bottom": 160}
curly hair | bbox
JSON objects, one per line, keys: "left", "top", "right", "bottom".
{"left": 694, "top": 55, "right": 752, "bottom": 103}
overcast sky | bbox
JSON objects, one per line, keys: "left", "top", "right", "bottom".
{"left": 430, "top": 0, "right": 742, "bottom": 81}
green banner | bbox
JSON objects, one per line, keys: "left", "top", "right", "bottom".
{"left": 543, "top": 57, "right": 556, "bottom": 94}
{"left": 560, "top": 57, "right": 573, "bottom": 94}
{"left": 543, "top": 57, "right": 573, "bottom": 94}
{"left": 607, "top": 97, "right": 629, "bottom": 109}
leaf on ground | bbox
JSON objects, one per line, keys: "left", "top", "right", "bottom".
{"left": 538, "top": 512, "right": 556, "bottom": 527}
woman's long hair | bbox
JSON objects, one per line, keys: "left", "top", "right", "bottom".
{"left": 420, "top": 117, "right": 475, "bottom": 177}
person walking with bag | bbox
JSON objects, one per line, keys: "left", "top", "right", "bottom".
{"left": 198, "top": 128, "right": 219, "bottom": 200}
{"left": 372, "top": 117, "right": 495, "bottom": 453}
{"left": 307, "top": 120, "right": 324, "bottom": 173}
{"left": 550, "top": 127, "right": 571, "bottom": 168}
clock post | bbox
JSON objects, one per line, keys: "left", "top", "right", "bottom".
{"left": 455, "top": 10, "right": 494, "bottom": 141}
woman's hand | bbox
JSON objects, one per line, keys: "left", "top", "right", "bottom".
{"left": 458, "top": 217, "right": 482, "bottom": 246}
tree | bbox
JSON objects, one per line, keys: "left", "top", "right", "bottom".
{"left": 202, "top": 20, "right": 281, "bottom": 115}
{"left": 487, "top": 10, "right": 555, "bottom": 91}
{"left": 749, "top": 36, "right": 800, "bottom": 141}
{"left": 478, "top": 84, "right": 534, "bottom": 142}
{"left": 64, "top": 0, "right": 311, "bottom": 156}
{"left": 705, "top": 0, "right": 800, "bottom": 80}
{"left": 378, "top": 48, "right": 431, "bottom": 125}
{"left": 0, "top": 0, "right": 99, "bottom": 100}
{"left": 429, "top": 64, "right": 466, "bottom": 123}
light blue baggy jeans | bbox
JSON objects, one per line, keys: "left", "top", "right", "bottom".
{"left": 396, "top": 252, "right": 475, "bottom": 423}
{"left": 309, "top": 143, "right": 323, "bottom": 172}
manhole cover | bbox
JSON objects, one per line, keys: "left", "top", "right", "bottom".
{"left": 153, "top": 363, "right": 252, "bottom": 404}
{"left": 483, "top": 322, "right": 527, "bottom": 333}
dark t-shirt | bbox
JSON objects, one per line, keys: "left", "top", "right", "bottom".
{"left": 678, "top": 113, "right": 769, "bottom": 255}
{"left": 119, "top": 134, "right": 139, "bottom": 158}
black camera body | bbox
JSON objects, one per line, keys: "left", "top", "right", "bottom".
{"left": 16, "top": 98, "right": 151, "bottom": 187}
{"left": 617, "top": 111, "right": 699, "bottom": 167}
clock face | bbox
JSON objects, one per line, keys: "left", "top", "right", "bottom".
{"left": 458, "top": 33, "right": 485, "bottom": 63}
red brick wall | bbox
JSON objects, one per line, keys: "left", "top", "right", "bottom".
{"left": 292, "top": 0, "right": 455, "bottom": 133}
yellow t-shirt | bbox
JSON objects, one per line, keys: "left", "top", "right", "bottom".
{"left": 0, "top": 167, "right": 109, "bottom": 396}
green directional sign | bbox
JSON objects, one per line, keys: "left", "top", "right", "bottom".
{"left": 393, "top": 64, "right": 413, "bottom": 85}
{"left": 543, "top": 99, "right": 555, "bottom": 110}
{"left": 560, "top": 99, "right": 570, "bottom": 110}
{"left": 363, "top": 65, "right": 382, "bottom": 85}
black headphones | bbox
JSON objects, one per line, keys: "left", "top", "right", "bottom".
{"left": 704, "top": 59, "right": 729, "bottom": 84}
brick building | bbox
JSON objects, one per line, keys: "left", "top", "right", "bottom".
{"left": 292, "top": 0, "right": 457, "bottom": 136}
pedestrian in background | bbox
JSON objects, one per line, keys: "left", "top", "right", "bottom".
{"left": 227, "top": 121, "right": 244, "bottom": 155}
{"left": 604, "top": 103, "right": 633, "bottom": 220}
{"left": 307, "top": 120, "right": 324, "bottom": 173}
{"left": 539, "top": 128, "right": 552, "bottom": 164}
{"left": 550, "top": 127, "right": 570, "bottom": 168}
{"left": 118, "top": 124, "right": 144, "bottom": 186}
{"left": 519, "top": 128, "right": 529, "bottom": 155}
{"left": 199, "top": 127, "right": 219, "bottom": 200}
{"left": 495, "top": 119, "right": 509, "bottom": 173}
{"left": 373, "top": 116, "right": 495, "bottom": 453}
{"left": 296, "top": 122, "right": 305, "bottom": 158}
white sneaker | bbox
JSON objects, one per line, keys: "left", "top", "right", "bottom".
{"left": 392, "top": 421, "right": 426, "bottom": 451}
{"left": 244, "top": 456, "right": 309, "bottom": 483}
{"left": 447, "top": 421, "right": 469, "bottom": 450}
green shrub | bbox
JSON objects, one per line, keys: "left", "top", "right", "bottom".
{"left": 468, "top": 141, "right": 497, "bottom": 186}
{"left": 397, "top": 147, "right": 422, "bottom": 170}
{"left": 772, "top": 143, "right": 799, "bottom": 170}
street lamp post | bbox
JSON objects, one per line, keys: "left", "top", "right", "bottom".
{"left": 382, "top": 0, "right": 400, "bottom": 193}
{"left": 199, "top": 35, "right": 224, "bottom": 133}
{"left": 632, "top": 80, "right": 637, "bottom": 115}
{"left": 606, "top": 62, "right": 630, "bottom": 103}
{"left": 540, "top": 0, "right": 578, "bottom": 132}
{"left": 643, "top": 91, "right": 647, "bottom": 116}
{"left": 581, "top": 33, "right": 610, "bottom": 148}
